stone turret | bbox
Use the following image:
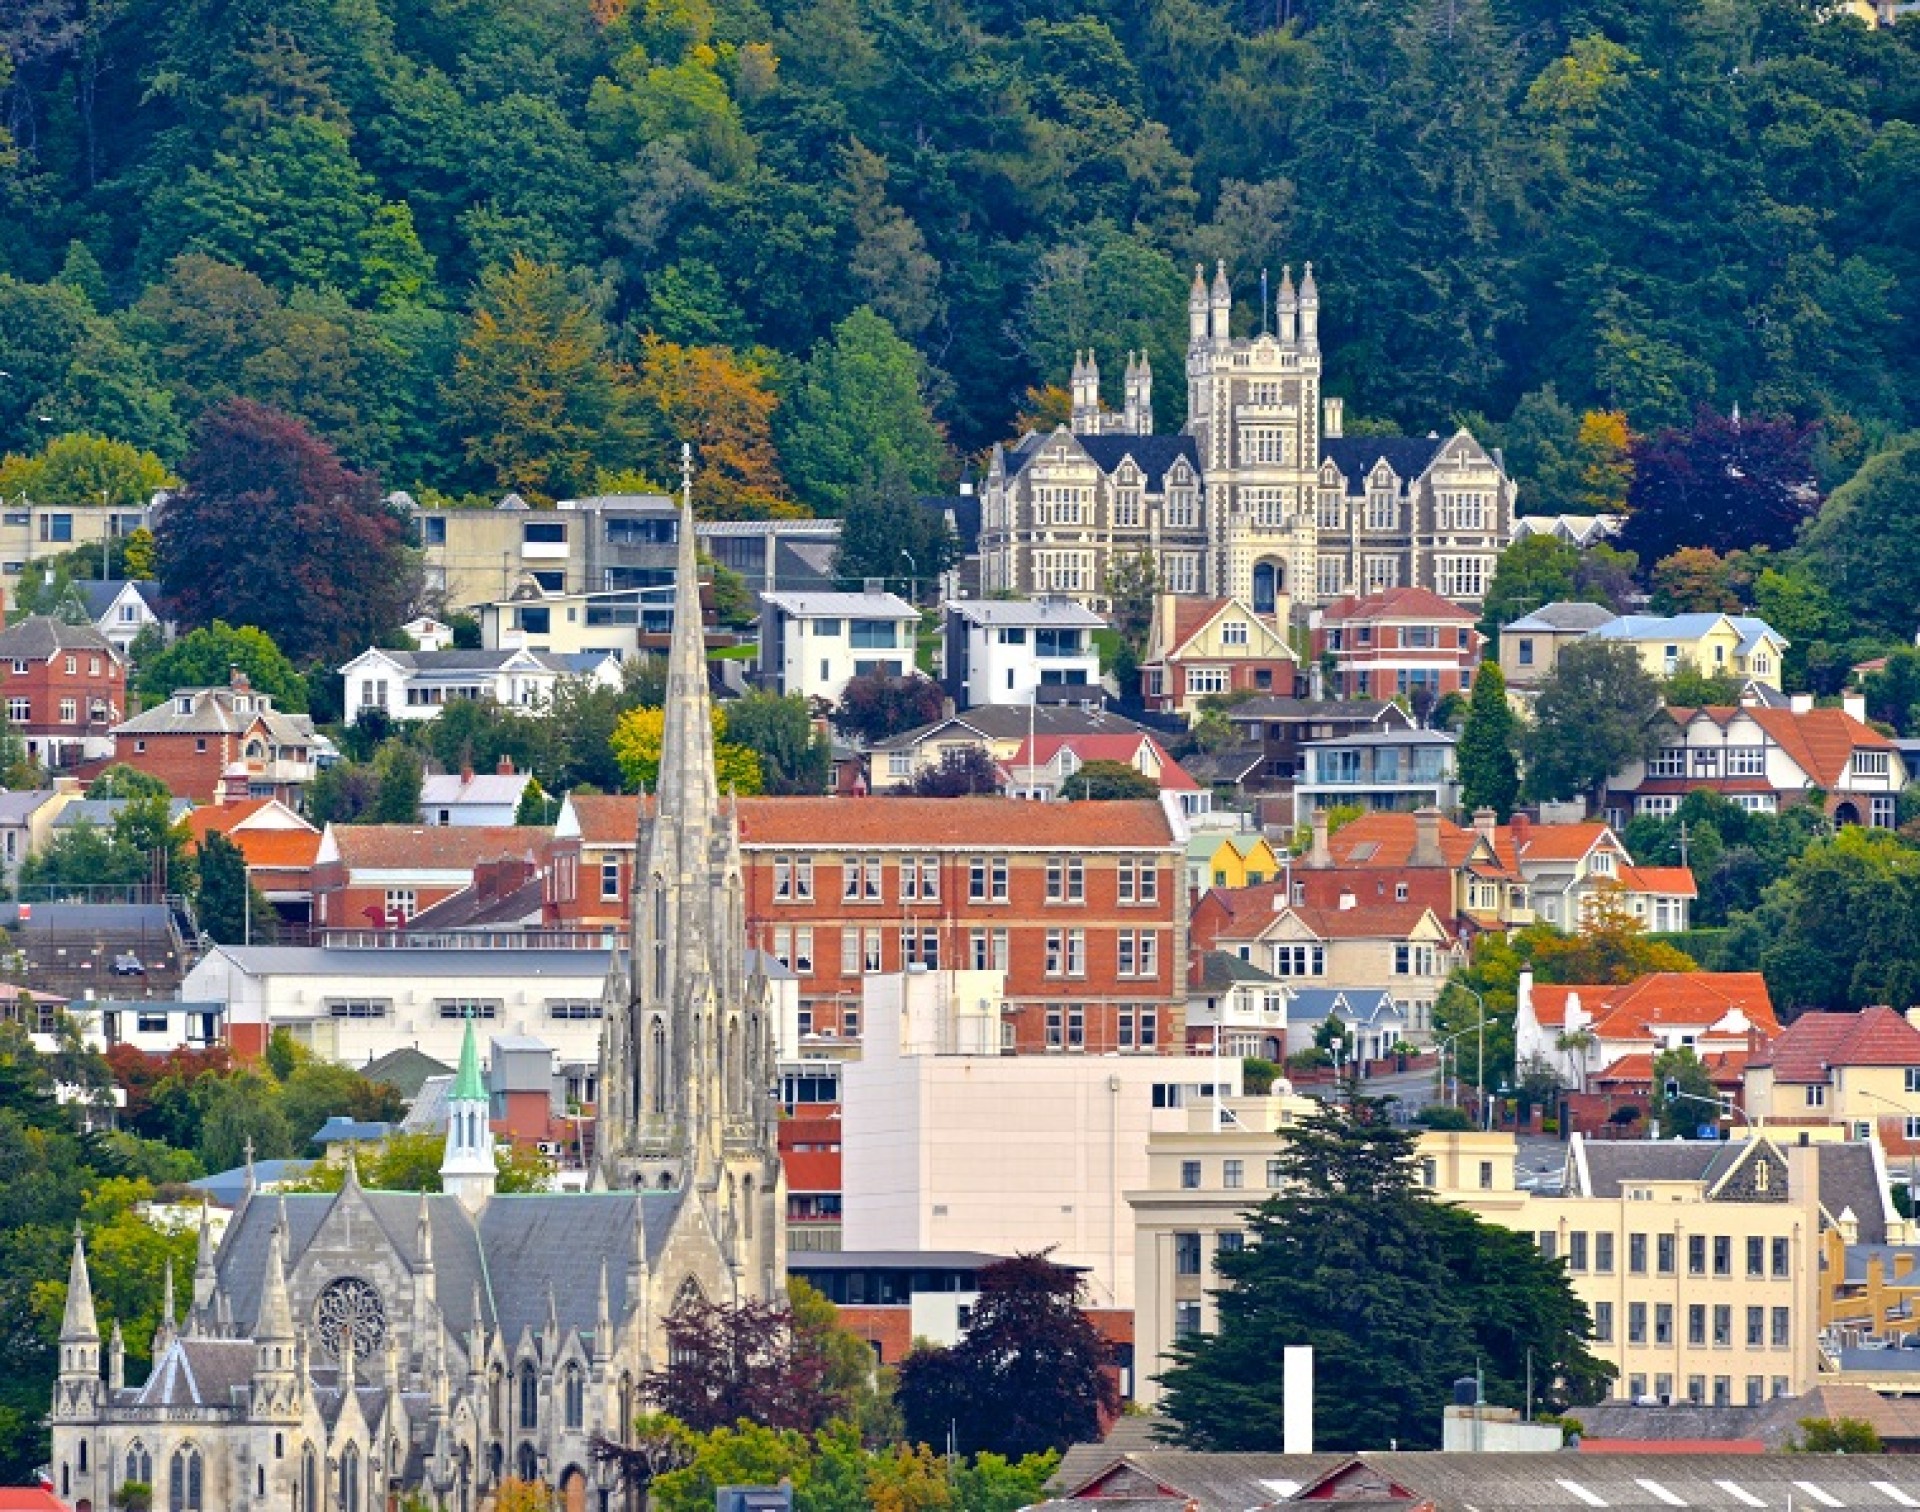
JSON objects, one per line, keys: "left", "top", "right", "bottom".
{"left": 1189, "top": 264, "right": 1209, "bottom": 347}
{"left": 1210, "top": 260, "right": 1232, "bottom": 346}
{"left": 1299, "top": 261, "right": 1319, "bottom": 348}
{"left": 59, "top": 1224, "right": 100, "bottom": 1389}
{"left": 1070, "top": 350, "right": 1103, "bottom": 433}
{"left": 1123, "top": 351, "right": 1153, "bottom": 435}
{"left": 1277, "top": 265, "right": 1297, "bottom": 344}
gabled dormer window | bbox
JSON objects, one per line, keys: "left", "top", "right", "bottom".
{"left": 176, "top": 697, "right": 192, "bottom": 715}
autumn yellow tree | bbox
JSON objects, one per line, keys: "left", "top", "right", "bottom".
{"left": 634, "top": 337, "right": 800, "bottom": 519}
{"left": 1011, "top": 384, "right": 1072, "bottom": 437}
{"left": 1575, "top": 409, "right": 1633, "bottom": 514}
{"left": 444, "top": 255, "right": 642, "bottom": 503}
{"left": 611, "top": 705, "right": 764, "bottom": 794}
{"left": 1531, "top": 883, "right": 1698, "bottom": 984}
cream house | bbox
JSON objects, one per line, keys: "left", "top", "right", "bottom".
{"left": 1139, "top": 594, "right": 1298, "bottom": 718}
{"left": 1129, "top": 1106, "right": 1843, "bottom": 1409}
{"left": 1590, "top": 613, "right": 1790, "bottom": 689}
{"left": 1746, "top": 1005, "right": 1920, "bottom": 1139}
{"left": 1205, "top": 897, "right": 1461, "bottom": 1039}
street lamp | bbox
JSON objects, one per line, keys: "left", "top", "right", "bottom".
{"left": 1437, "top": 983, "right": 1492, "bottom": 1130}
{"left": 898, "top": 548, "right": 917, "bottom": 606}
{"left": 1663, "top": 1082, "right": 1753, "bottom": 1139}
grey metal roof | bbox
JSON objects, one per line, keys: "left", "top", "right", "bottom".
{"left": 188, "top": 1158, "right": 314, "bottom": 1206}
{"left": 400, "top": 1076, "right": 451, "bottom": 1134}
{"left": 113, "top": 690, "right": 317, "bottom": 742}
{"left": 1283, "top": 987, "right": 1402, "bottom": 1025}
{"left": 1180, "top": 748, "right": 1265, "bottom": 785}
{"left": 872, "top": 704, "right": 1145, "bottom": 751}
{"left": 212, "top": 946, "right": 613, "bottom": 978}
{"left": 2, "top": 900, "right": 177, "bottom": 930}
{"left": 694, "top": 519, "right": 840, "bottom": 537}
{"left": 945, "top": 599, "right": 1105, "bottom": 628}
{"left": 359, "top": 1046, "right": 453, "bottom": 1100}
{"left": 1300, "top": 728, "right": 1455, "bottom": 748}
{"left": 761, "top": 591, "right": 917, "bottom": 617}
{"left": 1194, "top": 950, "right": 1280, "bottom": 990}
{"left": 0, "top": 789, "right": 62, "bottom": 823}
{"left": 1502, "top": 601, "right": 1619, "bottom": 633}
{"left": 1572, "top": 1140, "right": 1736, "bottom": 1197}
{"left": 310, "top": 1116, "right": 394, "bottom": 1146}
{"left": 135, "top": 1338, "right": 256, "bottom": 1407}
{"left": 1225, "top": 698, "right": 1403, "bottom": 724}
{"left": 51, "top": 798, "right": 194, "bottom": 828}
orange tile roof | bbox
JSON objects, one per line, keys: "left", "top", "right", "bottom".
{"left": 1320, "top": 586, "right": 1480, "bottom": 623}
{"left": 1324, "top": 810, "right": 1520, "bottom": 875}
{"left": 1669, "top": 705, "right": 1893, "bottom": 789}
{"left": 1616, "top": 863, "right": 1698, "bottom": 897}
{"left": 223, "top": 827, "right": 322, "bottom": 871}
{"left": 322, "top": 825, "right": 553, "bottom": 871}
{"left": 1510, "top": 822, "right": 1609, "bottom": 862}
{"left": 184, "top": 800, "right": 272, "bottom": 839}
{"left": 1750, "top": 1005, "right": 1920, "bottom": 1082}
{"left": 1532, "top": 972, "right": 1779, "bottom": 1039}
{"left": 1170, "top": 596, "right": 1231, "bottom": 651}
{"left": 568, "top": 794, "right": 1177, "bottom": 849}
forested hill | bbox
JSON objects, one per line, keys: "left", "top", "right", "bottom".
{"left": 0, "top": 0, "right": 1915, "bottom": 508}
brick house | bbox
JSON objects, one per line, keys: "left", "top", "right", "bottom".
{"left": 0, "top": 616, "right": 123, "bottom": 768}
{"left": 544, "top": 792, "right": 1187, "bottom": 1048}
{"left": 1312, "top": 585, "right": 1484, "bottom": 701}
{"left": 1138, "top": 594, "right": 1298, "bottom": 718}
{"left": 110, "top": 669, "right": 333, "bottom": 805}
{"left": 311, "top": 824, "right": 555, "bottom": 931}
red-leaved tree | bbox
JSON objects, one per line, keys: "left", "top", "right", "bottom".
{"left": 1618, "top": 406, "right": 1819, "bottom": 565}
{"left": 641, "top": 1294, "right": 840, "bottom": 1432}
{"left": 157, "top": 399, "right": 419, "bottom": 663}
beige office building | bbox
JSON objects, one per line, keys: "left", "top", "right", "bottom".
{"left": 1128, "top": 1103, "right": 1876, "bottom": 1409}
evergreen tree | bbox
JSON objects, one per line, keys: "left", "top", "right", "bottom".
{"left": 1156, "top": 1098, "right": 1609, "bottom": 1450}
{"left": 196, "top": 831, "right": 277, "bottom": 945}
{"left": 1521, "top": 640, "right": 1665, "bottom": 807}
{"left": 1457, "top": 661, "right": 1519, "bottom": 820}
{"left": 833, "top": 467, "right": 958, "bottom": 596}
{"left": 779, "top": 308, "right": 950, "bottom": 515}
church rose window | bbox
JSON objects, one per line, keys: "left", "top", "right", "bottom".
{"left": 315, "top": 1276, "right": 387, "bottom": 1361}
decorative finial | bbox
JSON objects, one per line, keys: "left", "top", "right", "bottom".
{"left": 679, "top": 442, "right": 694, "bottom": 512}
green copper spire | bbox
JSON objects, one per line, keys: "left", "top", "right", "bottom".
{"left": 451, "top": 1012, "right": 487, "bottom": 1102}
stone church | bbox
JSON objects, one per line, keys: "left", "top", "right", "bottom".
{"left": 978, "top": 262, "right": 1516, "bottom": 613}
{"left": 49, "top": 483, "right": 786, "bottom": 1512}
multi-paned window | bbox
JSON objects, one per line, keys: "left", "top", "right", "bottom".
{"left": 842, "top": 855, "right": 883, "bottom": 901}
{"left": 773, "top": 856, "right": 814, "bottom": 901}
{"left": 1435, "top": 555, "right": 1489, "bottom": 599}
{"left": 969, "top": 855, "right": 1010, "bottom": 902}
{"left": 900, "top": 856, "right": 939, "bottom": 902}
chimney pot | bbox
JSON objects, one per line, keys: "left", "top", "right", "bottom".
{"left": 1842, "top": 692, "right": 1867, "bottom": 723}
{"left": 1307, "top": 808, "right": 1331, "bottom": 869}
{"left": 497, "top": 755, "right": 514, "bottom": 775}
{"left": 1410, "top": 807, "right": 1444, "bottom": 868}
{"left": 1473, "top": 806, "right": 1497, "bottom": 843}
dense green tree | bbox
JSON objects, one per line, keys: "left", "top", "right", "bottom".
{"left": 1458, "top": 661, "right": 1519, "bottom": 820}
{"left": 0, "top": 432, "right": 174, "bottom": 506}
{"left": 1650, "top": 1046, "right": 1721, "bottom": 1140}
{"left": 779, "top": 309, "right": 950, "bottom": 516}
{"left": 1798, "top": 433, "right": 1920, "bottom": 643}
{"left": 133, "top": 622, "right": 307, "bottom": 710}
{"left": 195, "top": 831, "right": 277, "bottom": 945}
{"left": 369, "top": 742, "right": 425, "bottom": 825}
{"left": 1061, "top": 760, "right": 1159, "bottom": 801}
{"left": 1156, "top": 1098, "right": 1608, "bottom": 1449}
{"left": 833, "top": 469, "right": 959, "bottom": 598}
{"left": 725, "top": 693, "right": 832, "bottom": 796}
{"left": 156, "top": 400, "right": 418, "bottom": 663}
{"left": 1522, "top": 640, "right": 1666, "bottom": 806}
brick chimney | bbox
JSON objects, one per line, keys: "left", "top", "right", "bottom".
{"left": 1410, "top": 807, "right": 1444, "bottom": 868}
{"left": 1510, "top": 812, "right": 1531, "bottom": 850}
{"left": 1472, "top": 807, "right": 1498, "bottom": 846}
{"left": 229, "top": 666, "right": 251, "bottom": 692}
{"left": 497, "top": 755, "right": 515, "bottom": 775}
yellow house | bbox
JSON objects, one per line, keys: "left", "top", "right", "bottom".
{"left": 1185, "top": 832, "right": 1282, "bottom": 894}
{"left": 1745, "top": 1004, "right": 1920, "bottom": 1146}
{"left": 1590, "top": 612, "right": 1789, "bottom": 690}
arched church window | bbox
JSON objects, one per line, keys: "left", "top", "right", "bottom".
{"left": 78, "top": 1441, "right": 87, "bottom": 1473}
{"left": 742, "top": 1175, "right": 754, "bottom": 1240}
{"left": 726, "top": 1018, "right": 741, "bottom": 1096}
{"left": 314, "top": 1277, "right": 386, "bottom": 1363}
{"left": 126, "top": 1443, "right": 151, "bottom": 1487}
{"left": 517, "top": 1444, "right": 540, "bottom": 1483}
{"left": 519, "top": 1362, "right": 539, "bottom": 1429}
{"left": 340, "top": 1443, "right": 361, "bottom": 1512}
{"left": 302, "top": 1448, "right": 318, "bottom": 1512}
{"left": 564, "top": 1362, "right": 585, "bottom": 1429}
{"left": 170, "top": 1445, "right": 203, "bottom": 1511}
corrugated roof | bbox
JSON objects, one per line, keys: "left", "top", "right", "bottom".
{"left": 947, "top": 598, "right": 1105, "bottom": 628}
{"left": 1502, "top": 601, "right": 1619, "bottom": 633}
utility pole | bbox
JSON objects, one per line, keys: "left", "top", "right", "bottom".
{"left": 1677, "top": 820, "right": 1691, "bottom": 869}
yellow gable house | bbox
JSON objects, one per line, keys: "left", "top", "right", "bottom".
{"left": 1589, "top": 612, "right": 1789, "bottom": 690}
{"left": 1185, "top": 831, "right": 1283, "bottom": 894}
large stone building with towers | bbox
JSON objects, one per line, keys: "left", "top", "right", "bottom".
{"left": 48, "top": 480, "right": 785, "bottom": 1512}
{"left": 979, "top": 263, "right": 1515, "bottom": 614}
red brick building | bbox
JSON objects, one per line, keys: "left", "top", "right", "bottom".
{"left": 545, "top": 793, "right": 1188, "bottom": 1048}
{"left": 110, "top": 669, "right": 328, "bottom": 805}
{"left": 1312, "top": 586, "right": 1484, "bottom": 701}
{"left": 1138, "top": 595, "right": 1300, "bottom": 717}
{"left": 184, "top": 799, "right": 323, "bottom": 929}
{"left": 0, "top": 616, "right": 123, "bottom": 769}
{"left": 312, "top": 824, "right": 554, "bottom": 930}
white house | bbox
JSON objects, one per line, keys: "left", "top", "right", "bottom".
{"left": 758, "top": 591, "right": 919, "bottom": 705}
{"left": 77, "top": 580, "right": 167, "bottom": 656}
{"left": 339, "top": 645, "right": 621, "bottom": 723}
{"left": 400, "top": 615, "right": 455, "bottom": 652}
{"left": 940, "top": 598, "right": 1104, "bottom": 708}
{"left": 419, "top": 765, "right": 534, "bottom": 827}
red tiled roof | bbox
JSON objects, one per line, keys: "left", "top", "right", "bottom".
{"left": 1320, "top": 586, "right": 1480, "bottom": 623}
{"left": 1531, "top": 972, "right": 1780, "bottom": 1039}
{"left": 1007, "top": 733, "right": 1200, "bottom": 791}
{"left": 321, "top": 825, "right": 553, "bottom": 871}
{"left": 184, "top": 799, "right": 272, "bottom": 837}
{"left": 1324, "top": 810, "right": 1520, "bottom": 876}
{"left": 1510, "top": 823, "right": 1609, "bottom": 862}
{"left": 1750, "top": 1005, "right": 1920, "bottom": 1083}
{"left": 567, "top": 793, "right": 1177, "bottom": 849}
{"left": 1170, "top": 596, "right": 1231, "bottom": 651}
{"left": 223, "top": 827, "right": 323, "bottom": 871}
{"left": 1592, "top": 1049, "right": 1749, "bottom": 1087}
{"left": 0, "top": 1493, "right": 72, "bottom": 1512}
